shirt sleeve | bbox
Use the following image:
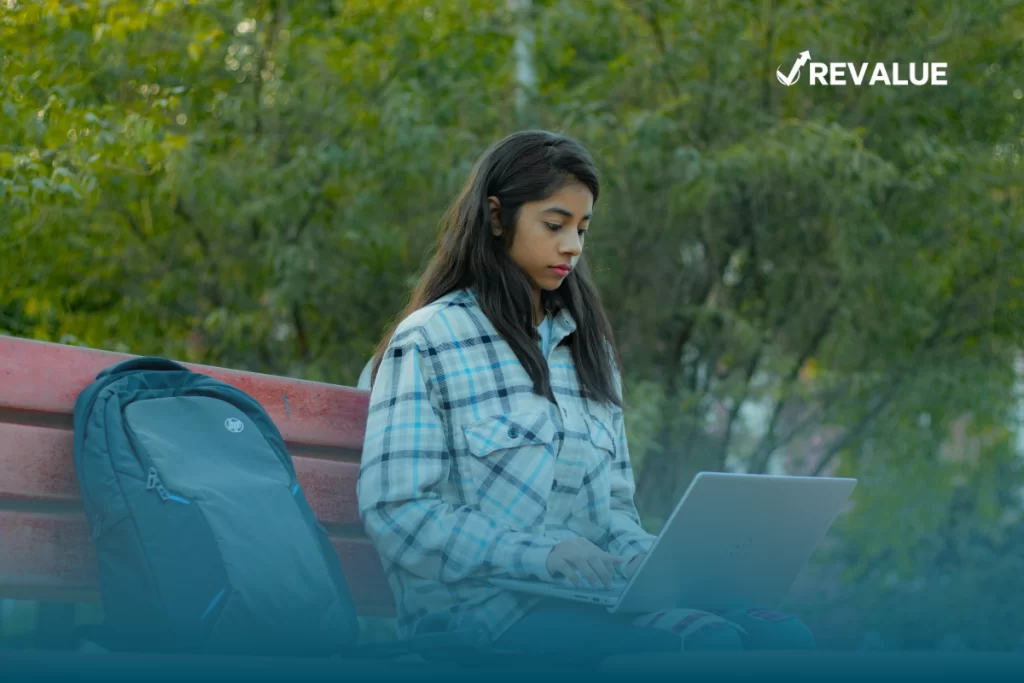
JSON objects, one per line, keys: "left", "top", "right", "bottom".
{"left": 603, "top": 355, "right": 656, "bottom": 567}
{"left": 357, "top": 326, "right": 560, "bottom": 584}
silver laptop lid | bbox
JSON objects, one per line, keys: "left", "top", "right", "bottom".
{"left": 613, "top": 472, "right": 856, "bottom": 614}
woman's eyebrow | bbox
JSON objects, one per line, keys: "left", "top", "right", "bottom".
{"left": 542, "top": 206, "right": 592, "bottom": 220}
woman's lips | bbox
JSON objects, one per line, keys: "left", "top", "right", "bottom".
{"left": 550, "top": 265, "right": 572, "bottom": 277}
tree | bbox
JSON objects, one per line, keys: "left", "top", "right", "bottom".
{"left": 3, "top": 0, "right": 1022, "bottom": 648}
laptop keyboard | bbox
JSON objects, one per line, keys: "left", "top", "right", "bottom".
{"left": 558, "top": 575, "right": 628, "bottom": 593}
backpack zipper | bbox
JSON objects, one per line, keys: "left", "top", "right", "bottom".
{"left": 129, "top": 420, "right": 189, "bottom": 504}
{"left": 146, "top": 467, "right": 171, "bottom": 501}
{"left": 145, "top": 467, "right": 190, "bottom": 504}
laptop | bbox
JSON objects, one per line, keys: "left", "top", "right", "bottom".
{"left": 490, "top": 472, "right": 857, "bottom": 614}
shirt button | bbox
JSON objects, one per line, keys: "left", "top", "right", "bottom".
{"left": 508, "top": 427, "right": 519, "bottom": 439}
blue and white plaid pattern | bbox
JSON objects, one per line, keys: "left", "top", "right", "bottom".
{"left": 357, "top": 289, "right": 655, "bottom": 641}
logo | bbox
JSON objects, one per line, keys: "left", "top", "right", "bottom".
{"left": 224, "top": 417, "right": 244, "bottom": 433}
{"left": 777, "top": 50, "right": 948, "bottom": 87}
{"left": 777, "top": 50, "right": 811, "bottom": 86}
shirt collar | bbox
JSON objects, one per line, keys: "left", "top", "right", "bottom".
{"left": 549, "top": 306, "right": 577, "bottom": 345}
{"left": 466, "top": 286, "right": 578, "bottom": 344}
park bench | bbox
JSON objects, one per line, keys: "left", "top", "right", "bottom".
{"left": 3, "top": 334, "right": 1023, "bottom": 682}
{"left": 0, "top": 334, "right": 394, "bottom": 649}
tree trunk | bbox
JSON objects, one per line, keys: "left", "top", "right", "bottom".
{"left": 635, "top": 424, "right": 723, "bottom": 526}
{"left": 507, "top": 0, "right": 537, "bottom": 128}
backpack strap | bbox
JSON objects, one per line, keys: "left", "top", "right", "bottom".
{"left": 95, "top": 357, "right": 190, "bottom": 379}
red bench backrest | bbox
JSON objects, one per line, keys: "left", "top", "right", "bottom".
{"left": 0, "top": 335, "right": 394, "bottom": 616}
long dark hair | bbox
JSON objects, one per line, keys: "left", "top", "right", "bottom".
{"left": 370, "top": 130, "right": 622, "bottom": 407}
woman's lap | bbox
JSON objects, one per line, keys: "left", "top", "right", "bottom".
{"left": 717, "top": 607, "right": 817, "bottom": 650}
{"left": 492, "top": 600, "right": 814, "bottom": 656}
{"left": 492, "top": 602, "right": 685, "bottom": 658}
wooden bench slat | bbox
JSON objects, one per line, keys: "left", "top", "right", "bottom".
{"left": 0, "top": 512, "right": 93, "bottom": 586}
{"left": 0, "top": 511, "right": 395, "bottom": 616}
{"left": 0, "top": 336, "right": 370, "bottom": 450}
{"left": 0, "top": 424, "right": 78, "bottom": 505}
{"left": 0, "top": 423, "right": 364, "bottom": 526}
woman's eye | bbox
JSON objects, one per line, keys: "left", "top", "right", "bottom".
{"left": 545, "top": 222, "right": 561, "bottom": 231}
{"left": 578, "top": 229, "right": 588, "bottom": 237}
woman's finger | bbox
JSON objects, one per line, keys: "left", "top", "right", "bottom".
{"left": 572, "top": 557, "right": 603, "bottom": 588}
{"left": 555, "top": 557, "right": 583, "bottom": 587}
{"left": 587, "top": 556, "right": 615, "bottom": 587}
{"left": 602, "top": 558, "right": 620, "bottom": 580}
{"left": 600, "top": 551, "right": 624, "bottom": 565}
{"left": 594, "top": 551, "right": 622, "bottom": 582}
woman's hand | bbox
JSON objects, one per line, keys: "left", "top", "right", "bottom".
{"left": 546, "top": 538, "right": 623, "bottom": 588}
{"left": 622, "top": 553, "right": 646, "bottom": 579}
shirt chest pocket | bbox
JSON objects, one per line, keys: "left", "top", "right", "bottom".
{"left": 462, "top": 411, "right": 559, "bottom": 529}
{"left": 564, "top": 410, "right": 617, "bottom": 512}
{"left": 584, "top": 410, "right": 617, "bottom": 460}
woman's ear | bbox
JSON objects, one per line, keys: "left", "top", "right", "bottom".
{"left": 487, "top": 196, "right": 502, "bottom": 237}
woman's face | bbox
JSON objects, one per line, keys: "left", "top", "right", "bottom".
{"left": 491, "top": 181, "right": 593, "bottom": 299}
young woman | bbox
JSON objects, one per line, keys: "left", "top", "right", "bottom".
{"left": 356, "top": 130, "right": 815, "bottom": 659}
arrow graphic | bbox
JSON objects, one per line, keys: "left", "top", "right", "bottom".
{"left": 777, "top": 50, "right": 811, "bottom": 86}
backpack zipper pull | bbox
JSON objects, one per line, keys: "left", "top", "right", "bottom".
{"left": 146, "top": 467, "right": 170, "bottom": 501}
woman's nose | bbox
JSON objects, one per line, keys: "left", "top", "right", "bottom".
{"left": 562, "top": 232, "right": 583, "bottom": 254}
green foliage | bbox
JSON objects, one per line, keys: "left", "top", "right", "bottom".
{"left": 3, "top": 0, "right": 1023, "bottom": 649}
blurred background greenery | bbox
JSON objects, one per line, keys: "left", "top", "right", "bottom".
{"left": 2, "top": 0, "right": 1023, "bottom": 650}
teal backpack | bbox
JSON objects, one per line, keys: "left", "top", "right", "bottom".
{"left": 73, "top": 357, "right": 361, "bottom": 656}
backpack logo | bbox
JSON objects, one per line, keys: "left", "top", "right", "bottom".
{"left": 224, "top": 418, "right": 244, "bottom": 433}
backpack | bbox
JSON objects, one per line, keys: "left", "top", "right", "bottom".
{"left": 72, "top": 357, "right": 361, "bottom": 656}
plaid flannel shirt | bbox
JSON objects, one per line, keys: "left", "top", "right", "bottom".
{"left": 357, "top": 289, "right": 655, "bottom": 641}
